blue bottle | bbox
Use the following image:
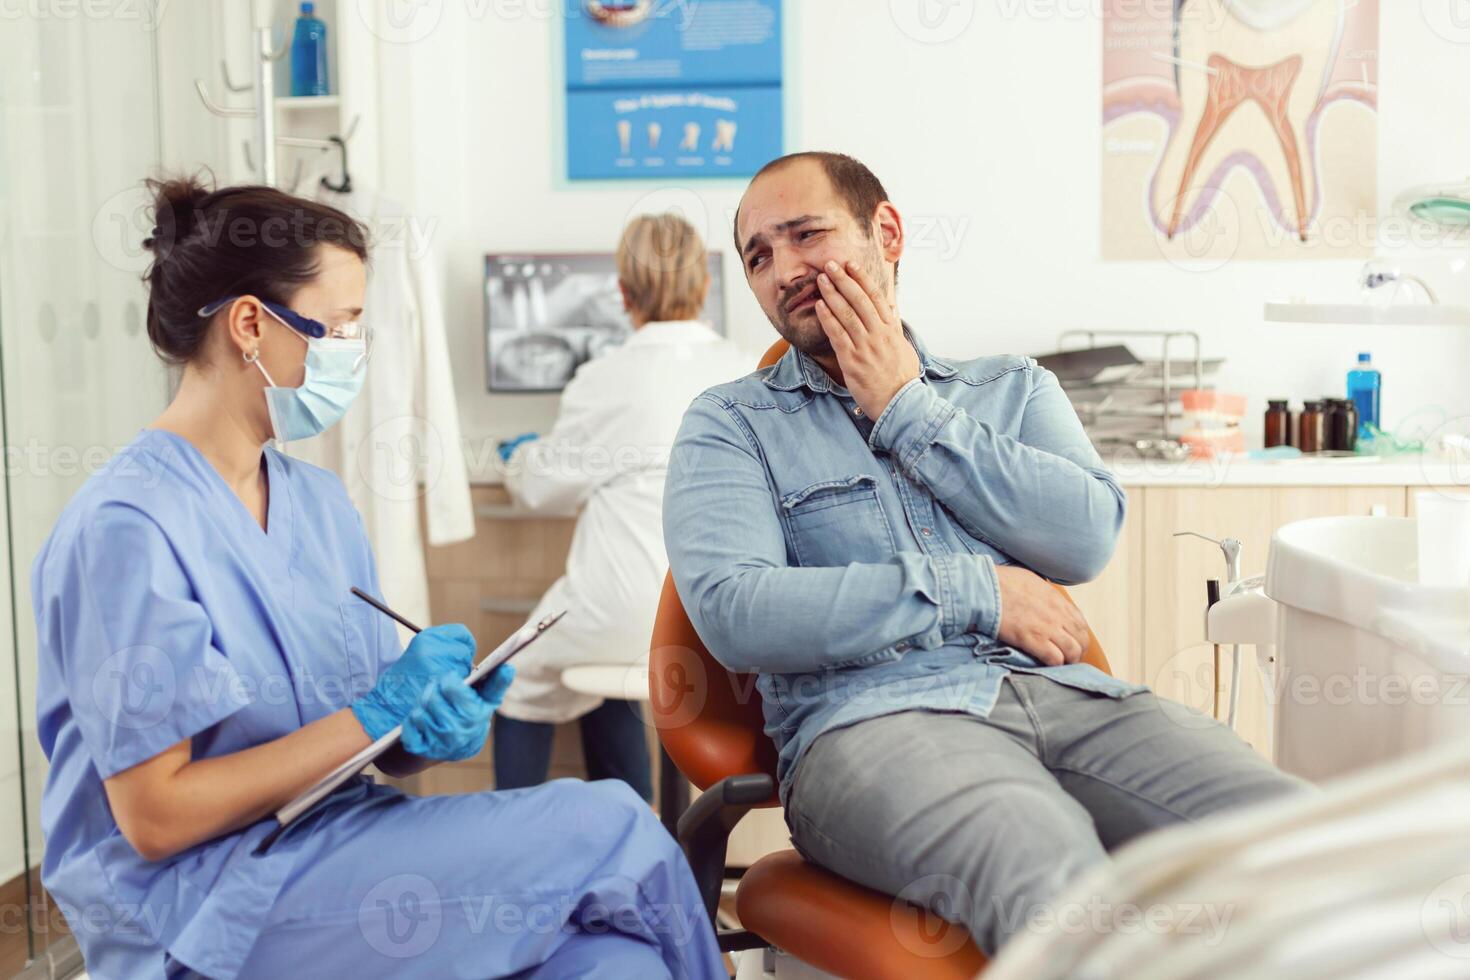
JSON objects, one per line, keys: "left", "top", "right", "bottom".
{"left": 1347, "top": 352, "right": 1380, "bottom": 441}
{"left": 290, "top": 2, "right": 329, "bottom": 97}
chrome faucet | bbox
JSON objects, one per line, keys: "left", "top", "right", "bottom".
{"left": 1174, "top": 531, "right": 1243, "bottom": 586}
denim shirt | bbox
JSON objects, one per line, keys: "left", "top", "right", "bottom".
{"left": 663, "top": 328, "right": 1148, "bottom": 805}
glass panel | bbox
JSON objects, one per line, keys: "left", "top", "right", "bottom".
{"left": 0, "top": 12, "right": 169, "bottom": 967}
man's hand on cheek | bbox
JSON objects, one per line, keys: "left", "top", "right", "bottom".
{"left": 814, "top": 259, "right": 921, "bottom": 420}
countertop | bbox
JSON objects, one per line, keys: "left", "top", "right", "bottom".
{"left": 1105, "top": 452, "right": 1467, "bottom": 488}
{"left": 468, "top": 453, "right": 1468, "bottom": 493}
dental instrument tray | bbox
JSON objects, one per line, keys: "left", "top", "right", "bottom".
{"left": 255, "top": 607, "right": 566, "bottom": 853}
{"left": 1033, "top": 344, "right": 1140, "bottom": 385}
{"left": 1040, "top": 329, "right": 1216, "bottom": 453}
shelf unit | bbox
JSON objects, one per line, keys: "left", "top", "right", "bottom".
{"left": 194, "top": 0, "right": 379, "bottom": 191}
{"left": 1264, "top": 301, "right": 1470, "bottom": 327}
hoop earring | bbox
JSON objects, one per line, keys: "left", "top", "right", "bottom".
{"left": 243, "top": 349, "right": 260, "bottom": 365}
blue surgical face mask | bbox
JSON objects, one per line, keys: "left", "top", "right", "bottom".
{"left": 197, "top": 297, "right": 371, "bottom": 444}
{"left": 251, "top": 313, "right": 368, "bottom": 443}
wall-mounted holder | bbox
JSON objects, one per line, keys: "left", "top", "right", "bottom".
{"left": 194, "top": 27, "right": 358, "bottom": 190}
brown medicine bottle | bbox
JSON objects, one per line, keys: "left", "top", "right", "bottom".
{"left": 1298, "top": 400, "right": 1326, "bottom": 453}
{"left": 1327, "top": 398, "right": 1358, "bottom": 452}
{"left": 1265, "top": 400, "right": 1292, "bottom": 448}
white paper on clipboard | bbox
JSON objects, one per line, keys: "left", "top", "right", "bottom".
{"left": 272, "top": 610, "right": 567, "bottom": 829}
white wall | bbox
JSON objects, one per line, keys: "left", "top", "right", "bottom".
{"left": 368, "top": 2, "right": 1470, "bottom": 474}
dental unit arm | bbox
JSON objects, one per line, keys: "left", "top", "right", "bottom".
{"left": 1174, "top": 531, "right": 1277, "bottom": 732}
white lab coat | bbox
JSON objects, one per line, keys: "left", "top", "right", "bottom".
{"left": 291, "top": 187, "right": 475, "bottom": 633}
{"left": 500, "top": 319, "right": 752, "bottom": 723}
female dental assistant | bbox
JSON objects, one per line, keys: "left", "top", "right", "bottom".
{"left": 31, "top": 178, "right": 725, "bottom": 980}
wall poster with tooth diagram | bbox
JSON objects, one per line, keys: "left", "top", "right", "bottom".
{"left": 563, "top": 0, "right": 783, "bottom": 180}
{"left": 1102, "top": 0, "right": 1378, "bottom": 262}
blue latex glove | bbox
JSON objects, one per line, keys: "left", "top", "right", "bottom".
{"left": 350, "top": 624, "right": 476, "bottom": 741}
{"left": 472, "top": 662, "right": 516, "bottom": 709}
{"left": 400, "top": 665, "right": 516, "bottom": 761}
{"left": 496, "top": 432, "right": 540, "bottom": 463}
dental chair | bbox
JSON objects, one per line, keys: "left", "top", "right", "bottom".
{"left": 649, "top": 340, "right": 1117, "bottom": 979}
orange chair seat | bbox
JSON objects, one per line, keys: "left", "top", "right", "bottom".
{"left": 736, "top": 849, "right": 988, "bottom": 979}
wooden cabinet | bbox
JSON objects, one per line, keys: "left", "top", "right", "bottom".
{"left": 1139, "top": 487, "right": 1283, "bottom": 754}
{"left": 1070, "top": 484, "right": 1408, "bottom": 761}
{"left": 1066, "top": 491, "right": 1144, "bottom": 683}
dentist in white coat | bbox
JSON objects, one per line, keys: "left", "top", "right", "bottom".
{"left": 496, "top": 213, "right": 749, "bottom": 798}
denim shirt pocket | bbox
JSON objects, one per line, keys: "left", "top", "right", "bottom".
{"left": 780, "top": 474, "right": 896, "bottom": 567}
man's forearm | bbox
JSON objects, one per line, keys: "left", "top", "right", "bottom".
{"left": 676, "top": 551, "right": 998, "bottom": 675}
{"left": 869, "top": 376, "right": 1124, "bottom": 583}
{"left": 666, "top": 396, "right": 999, "bottom": 676}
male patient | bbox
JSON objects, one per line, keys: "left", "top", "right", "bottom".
{"left": 662, "top": 151, "right": 1308, "bottom": 955}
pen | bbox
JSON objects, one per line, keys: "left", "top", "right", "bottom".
{"left": 349, "top": 587, "right": 423, "bottom": 634}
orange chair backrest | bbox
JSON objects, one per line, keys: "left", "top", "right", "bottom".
{"left": 650, "top": 575, "right": 780, "bottom": 801}
{"left": 758, "top": 338, "right": 788, "bottom": 370}
{"left": 649, "top": 338, "right": 1113, "bottom": 801}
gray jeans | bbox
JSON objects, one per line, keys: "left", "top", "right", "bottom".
{"left": 784, "top": 673, "right": 1311, "bottom": 956}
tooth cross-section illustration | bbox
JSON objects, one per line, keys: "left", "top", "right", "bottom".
{"left": 1101, "top": 0, "right": 1376, "bottom": 259}
{"left": 1167, "top": 53, "right": 1308, "bottom": 240}
{"left": 1155, "top": 0, "right": 1346, "bottom": 243}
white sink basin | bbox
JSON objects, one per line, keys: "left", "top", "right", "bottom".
{"left": 1265, "top": 516, "right": 1470, "bottom": 781}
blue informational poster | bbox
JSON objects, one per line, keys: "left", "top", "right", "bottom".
{"left": 563, "top": 0, "right": 782, "bottom": 180}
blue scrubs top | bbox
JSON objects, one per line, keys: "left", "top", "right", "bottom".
{"left": 33, "top": 429, "right": 402, "bottom": 978}
{"left": 33, "top": 429, "right": 729, "bottom": 980}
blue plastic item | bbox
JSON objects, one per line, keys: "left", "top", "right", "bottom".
{"left": 1347, "top": 352, "right": 1381, "bottom": 441}
{"left": 349, "top": 623, "right": 476, "bottom": 740}
{"left": 290, "top": 2, "right": 329, "bottom": 98}
{"left": 497, "top": 432, "right": 540, "bottom": 463}
{"left": 1247, "top": 446, "right": 1304, "bottom": 461}
{"left": 400, "top": 668, "right": 514, "bottom": 761}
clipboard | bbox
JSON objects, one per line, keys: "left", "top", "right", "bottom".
{"left": 254, "top": 606, "right": 566, "bottom": 854}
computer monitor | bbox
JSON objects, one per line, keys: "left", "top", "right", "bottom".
{"left": 484, "top": 252, "right": 727, "bottom": 392}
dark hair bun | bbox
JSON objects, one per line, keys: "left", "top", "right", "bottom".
{"left": 142, "top": 175, "right": 210, "bottom": 259}
{"left": 140, "top": 173, "right": 370, "bottom": 365}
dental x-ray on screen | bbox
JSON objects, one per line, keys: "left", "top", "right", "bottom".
{"left": 484, "top": 252, "right": 727, "bottom": 392}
